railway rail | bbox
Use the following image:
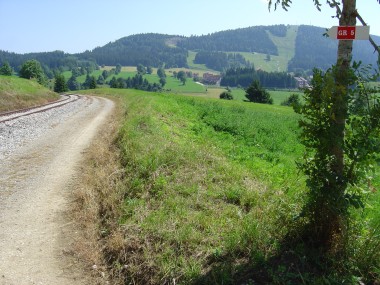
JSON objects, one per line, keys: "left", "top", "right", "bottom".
{"left": 0, "top": 94, "right": 81, "bottom": 124}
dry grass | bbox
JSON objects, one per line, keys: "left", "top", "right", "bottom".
{"left": 70, "top": 95, "right": 125, "bottom": 284}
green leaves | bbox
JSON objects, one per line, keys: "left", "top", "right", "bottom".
{"left": 298, "top": 64, "right": 380, "bottom": 226}
{"left": 19, "top": 59, "right": 47, "bottom": 86}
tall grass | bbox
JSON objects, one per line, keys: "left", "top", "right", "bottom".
{"left": 77, "top": 88, "right": 380, "bottom": 284}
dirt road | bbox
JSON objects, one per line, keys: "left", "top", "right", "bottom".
{"left": 0, "top": 96, "right": 114, "bottom": 285}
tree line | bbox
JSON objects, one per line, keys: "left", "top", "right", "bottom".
{"left": 194, "top": 51, "right": 251, "bottom": 71}
{"left": 221, "top": 67, "right": 296, "bottom": 88}
{"left": 80, "top": 33, "right": 188, "bottom": 68}
{"left": 0, "top": 50, "right": 98, "bottom": 80}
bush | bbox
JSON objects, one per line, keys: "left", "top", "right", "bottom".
{"left": 245, "top": 80, "right": 273, "bottom": 104}
{"left": 220, "top": 91, "right": 234, "bottom": 100}
{"left": 281, "top": 94, "right": 302, "bottom": 111}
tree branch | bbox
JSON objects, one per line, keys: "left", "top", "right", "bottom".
{"left": 355, "top": 11, "right": 380, "bottom": 55}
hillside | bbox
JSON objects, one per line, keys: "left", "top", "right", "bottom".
{"left": 176, "top": 25, "right": 284, "bottom": 55}
{"left": 0, "top": 25, "right": 379, "bottom": 74}
{"left": 288, "top": 25, "right": 380, "bottom": 72}
{"left": 79, "top": 33, "right": 188, "bottom": 68}
{"left": 0, "top": 76, "right": 58, "bottom": 112}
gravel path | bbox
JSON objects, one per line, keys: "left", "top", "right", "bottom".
{"left": 0, "top": 95, "right": 114, "bottom": 285}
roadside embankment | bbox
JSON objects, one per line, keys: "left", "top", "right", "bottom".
{"left": 0, "top": 75, "right": 58, "bottom": 112}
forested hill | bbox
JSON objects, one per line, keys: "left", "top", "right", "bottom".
{"left": 176, "top": 25, "right": 286, "bottom": 55}
{"left": 79, "top": 33, "right": 188, "bottom": 68}
{"left": 288, "top": 25, "right": 380, "bottom": 72}
{"left": 1, "top": 25, "right": 379, "bottom": 74}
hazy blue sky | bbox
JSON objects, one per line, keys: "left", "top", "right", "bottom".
{"left": 0, "top": 0, "right": 379, "bottom": 54}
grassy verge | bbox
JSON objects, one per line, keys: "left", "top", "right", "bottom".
{"left": 76, "top": 89, "right": 379, "bottom": 284}
{"left": 0, "top": 76, "right": 58, "bottom": 112}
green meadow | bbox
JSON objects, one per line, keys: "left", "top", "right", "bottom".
{"left": 79, "top": 87, "right": 380, "bottom": 284}
{"left": 64, "top": 66, "right": 302, "bottom": 105}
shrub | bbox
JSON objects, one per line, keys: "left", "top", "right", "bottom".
{"left": 220, "top": 91, "right": 234, "bottom": 100}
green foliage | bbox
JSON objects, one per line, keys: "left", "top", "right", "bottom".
{"left": 176, "top": 70, "right": 187, "bottom": 85}
{"left": 281, "top": 93, "right": 301, "bottom": 110}
{"left": 89, "top": 76, "right": 97, "bottom": 89}
{"left": 101, "top": 69, "right": 109, "bottom": 79}
{"left": 157, "top": 67, "right": 166, "bottom": 78}
{"left": 297, "top": 65, "right": 380, "bottom": 247}
{"left": 219, "top": 91, "right": 234, "bottom": 100}
{"left": 221, "top": 66, "right": 296, "bottom": 89}
{"left": 115, "top": 64, "right": 122, "bottom": 75}
{"left": 67, "top": 75, "right": 80, "bottom": 91}
{"left": 82, "top": 33, "right": 188, "bottom": 68}
{"left": 83, "top": 74, "right": 97, "bottom": 89}
{"left": 245, "top": 80, "right": 273, "bottom": 104}
{"left": 0, "top": 62, "right": 13, "bottom": 76}
{"left": 19, "top": 59, "right": 47, "bottom": 86}
{"left": 159, "top": 77, "right": 166, "bottom": 87}
{"left": 136, "top": 64, "right": 146, "bottom": 74}
{"left": 53, "top": 73, "right": 68, "bottom": 93}
{"left": 109, "top": 73, "right": 162, "bottom": 92}
{"left": 97, "top": 75, "right": 105, "bottom": 85}
{"left": 194, "top": 51, "right": 251, "bottom": 71}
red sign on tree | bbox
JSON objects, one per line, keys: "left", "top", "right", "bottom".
{"left": 337, "top": 26, "right": 356, "bottom": 40}
{"left": 327, "top": 26, "right": 370, "bottom": 40}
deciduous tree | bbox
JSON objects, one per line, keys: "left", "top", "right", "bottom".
{"left": 269, "top": 0, "right": 380, "bottom": 249}
{"left": 137, "top": 64, "right": 146, "bottom": 75}
{"left": 0, "top": 62, "right": 13, "bottom": 76}
{"left": 19, "top": 59, "right": 47, "bottom": 85}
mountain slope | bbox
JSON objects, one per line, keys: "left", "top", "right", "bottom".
{"left": 177, "top": 25, "right": 288, "bottom": 55}
{"left": 79, "top": 33, "right": 188, "bottom": 68}
{"left": 0, "top": 25, "right": 379, "bottom": 73}
{"left": 289, "top": 25, "right": 380, "bottom": 72}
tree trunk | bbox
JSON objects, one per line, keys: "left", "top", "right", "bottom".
{"left": 324, "top": 0, "right": 357, "bottom": 246}
{"left": 333, "top": 0, "right": 356, "bottom": 176}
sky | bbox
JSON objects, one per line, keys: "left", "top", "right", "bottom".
{"left": 0, "top": 0, "right": 379, "bottom": 54}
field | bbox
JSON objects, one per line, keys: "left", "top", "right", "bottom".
{"left": 77, "top": 88, "right": 380, "bottom": 284}
{"left": 63, "top": 66, "right": 303, "bottom": 105}
{"left": 0, "top": 75, "right": 58, "bottom": 112}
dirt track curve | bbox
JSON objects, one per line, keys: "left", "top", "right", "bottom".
{"left": 0, "top": 96, "right": 114, "bottom": 285}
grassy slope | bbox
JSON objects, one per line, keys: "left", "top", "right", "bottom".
{"left": 0, "top": 76, "right": 58, "bottom": 112}
{"left": 230, "top": 25, "right": 298, "bottom": 73}
{"left": 78, "top": 88, "right": 379, "bottom": 284}
{"left": 231, "top": 88, "right": 303, "bottom": 105}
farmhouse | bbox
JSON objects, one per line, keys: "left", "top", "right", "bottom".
{"left": 202, "top": 73, "right": 221, "bottom": 85}
{"left": 294, "top": 77, "right": 309, "bottom": 89}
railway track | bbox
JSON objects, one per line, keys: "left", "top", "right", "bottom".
{"left": 0, "top": 94, "right": 82, "bottom": 123}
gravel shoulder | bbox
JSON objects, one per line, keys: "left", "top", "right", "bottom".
{"left": 0, "top": 95, "right": 114, "bottom": 285}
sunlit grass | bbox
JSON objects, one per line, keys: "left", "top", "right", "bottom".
{"left": 0, "top": 75, "right": 58, "bottom": 112}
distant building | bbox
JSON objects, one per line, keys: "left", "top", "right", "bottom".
{"left": 202, "top": 73, "right": 221, "bottom": 85}
{"left": 294, "top": 77, "right": 309, "bottom": 89}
